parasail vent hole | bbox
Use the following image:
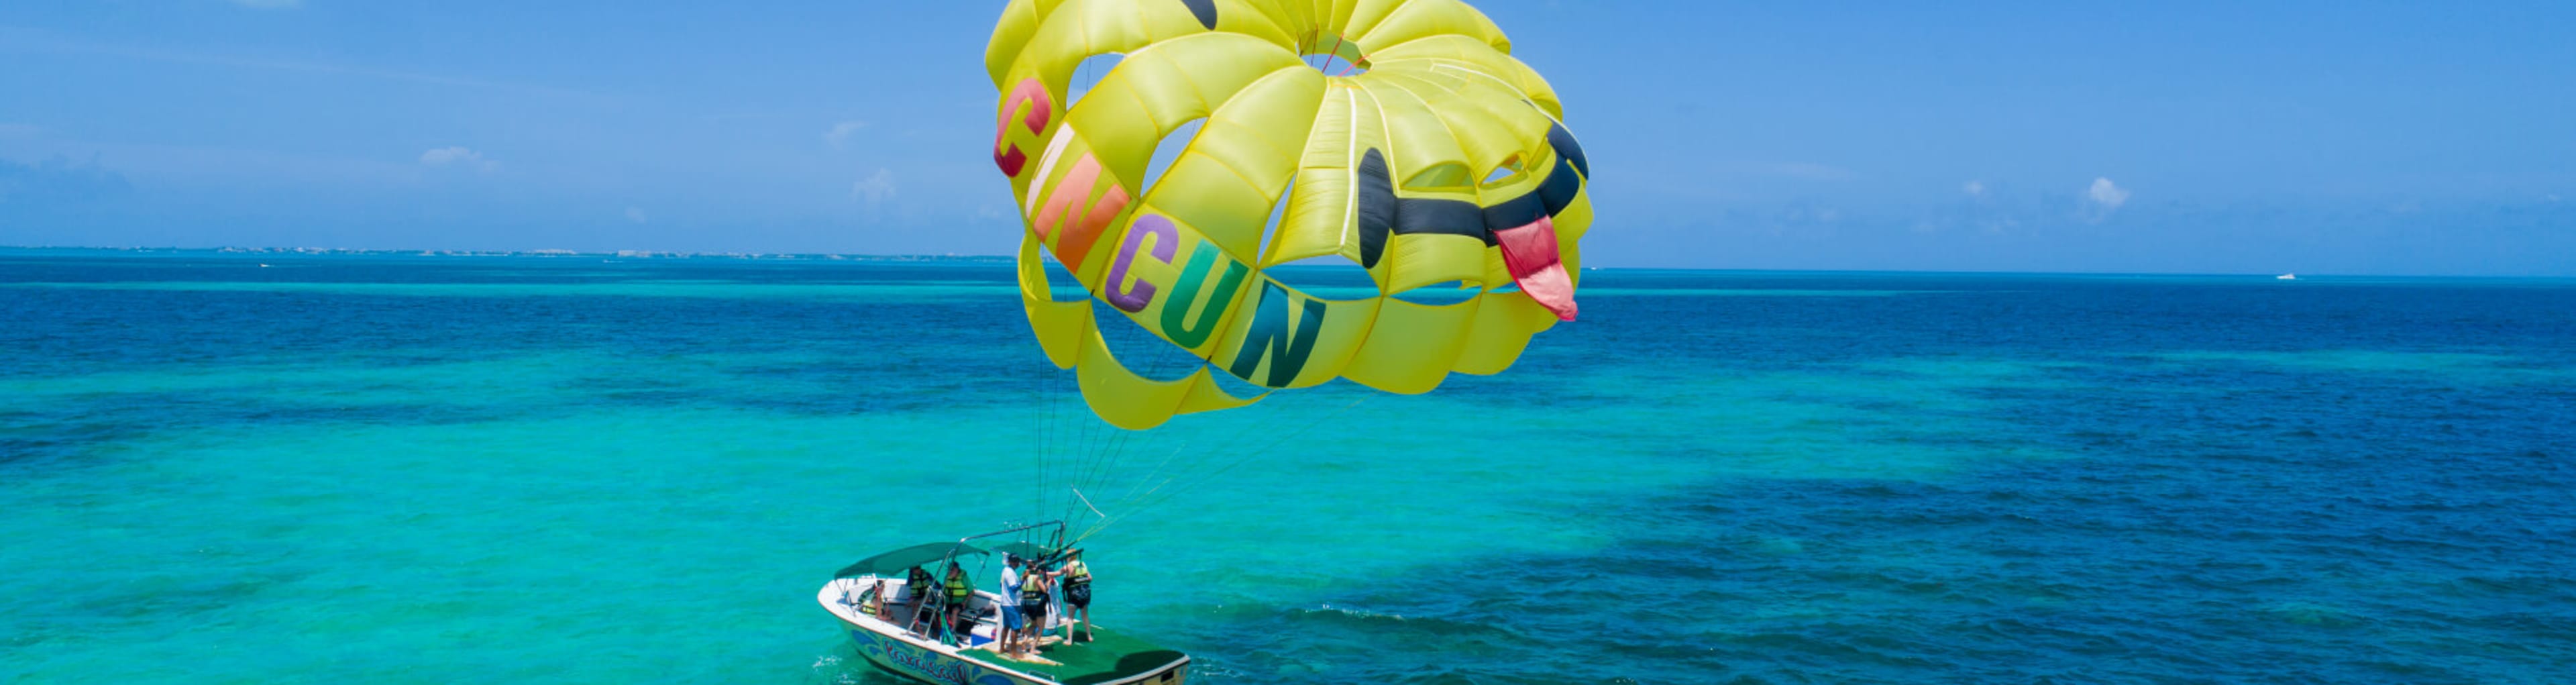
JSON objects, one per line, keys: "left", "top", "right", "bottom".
{"left": 1136, "top": 118, "right": 1206, "bottom": 203}
{"left": 1299, "top": 32, "right": 1368, "bottom": 76}
{"left": 1037, "top": 250, "right": 1089, "bottom": 303}
{"left": 1300, "top": 54, "right": 1367, "bottom": 76}
{"left": 1064, "top": 54, "right": 1124, "bottom": 115}
{"left": 1389, "top": 280, "right": 1483, "bottom": 306}
{"left": 1481, "top": 156, "right": 1523, "bottom": 187}
{"left": 1267, "top": 254, "right": 1377, "bottom": 300}
{"left": 1255, "top": 175, "right": 1293, "bottom": 263}
{"left": 1089, "top": 301, "right": 1203, "bottom": 382}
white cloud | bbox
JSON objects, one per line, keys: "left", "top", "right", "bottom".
{"left": 2086, "top": 177, "right": 2130, "bottom": 210}
{"left": 1962, "top": 180, "right": 1986, "bottom": 197}
{"left": 419, "top": 146, "right": 498, "bottom": 172}
{"left": 852, "top": 168, "right": 896, "bottom": 205}
{"left": 1770, "top": 162, "right": 1855, "bottom": 181}
{"left": 824, "top": 120, "right": 869, "bottom": 148}
{"left": 229, "top": 0, "right": 301, "bottom": 8}
{"left": 418, "top": 147, "right": 476, "bottom": 164}
{"left": 625, "top": 207, "right": 648, "bottom": 223}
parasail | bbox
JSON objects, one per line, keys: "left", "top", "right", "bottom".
{"left": 987, "top": 0, "right": 1595, "bottom": 430}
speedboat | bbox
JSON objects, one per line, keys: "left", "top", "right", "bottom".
{"left": 818, "top": 522, "right": 1188, "bottom": 685}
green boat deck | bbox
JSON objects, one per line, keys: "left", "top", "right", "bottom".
{"left": 999, "top": 627, "right": 1186, "bottom": 685}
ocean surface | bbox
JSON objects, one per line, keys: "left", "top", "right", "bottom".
{"left": 3, "top": 250, "right": 2571, "bottom": 684}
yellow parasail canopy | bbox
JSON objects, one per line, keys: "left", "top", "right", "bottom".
{"left": 987, "top": 0, "right": 1595, "bottom": 429}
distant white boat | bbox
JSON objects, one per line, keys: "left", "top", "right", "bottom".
{"left": 2276, "top": 273, "right": 2296, "bottom": 280}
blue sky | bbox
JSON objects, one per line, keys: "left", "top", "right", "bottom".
{"left": 3, "top": 1, "right": 2570, "bottom": 274}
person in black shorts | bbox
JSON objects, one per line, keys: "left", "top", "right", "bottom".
{"left": 1059, "top": 549, "right": 1093, "bottom": 642}
{"left": 1019, "top": 560, "right": 1053, "bottom": 649}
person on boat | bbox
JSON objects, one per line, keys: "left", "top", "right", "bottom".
{"left": 941, "top": 562, "right": 974, "bottom": 645}
{"left": 867, "top": 577, "right": 890, "bottom": 620}
{"left": 996, "top": 554, "right": 1027, "bottom": 657}
{"left": 906, "top": 565, "right": 936, "bottom": 601}
{"left": 902, "top": 565, "right": 936, "bottom": 623}
{"left": 1059, "top": 549, "right": 1093, "bottom": 642}
{"left": 1020, "top": 560, "right": 1053, "bottom": 650}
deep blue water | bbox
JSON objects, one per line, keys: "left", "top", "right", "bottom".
{"left": 3, "top": 250, "right": 2571, "bottom": 684}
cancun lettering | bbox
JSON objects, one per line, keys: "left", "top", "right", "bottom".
{"left": 1107, "top": 215, "right": 1177, "bottom": 313}
{"left": 879, "top": 635, "right": 977, "bottom": 685}
{"left": 1156, "top": 246, "right": 1247, "bottom": 349}
{"left": 1030, "top": 153, "right": 1132, "bottom": 272}
{"left": 991, "top": 78, "right": 1051, "bottom": 178}
{"left": 1226, "top": 280, "right": 1327, "bottom": 387}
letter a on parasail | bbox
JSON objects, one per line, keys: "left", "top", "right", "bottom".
{"left": 987, "top": 0, "right": 1596, "bottom": 429}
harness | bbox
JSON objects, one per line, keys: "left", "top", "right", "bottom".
{"left": 1022, "top": 574, "right": 1050, "bottom": 604}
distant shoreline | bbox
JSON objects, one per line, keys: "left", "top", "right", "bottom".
{"left": 0, "top": 246, "right": 1014, "bottom": 262}
{"left": 7, "top": 246, "right": 2573, "bottom": 280}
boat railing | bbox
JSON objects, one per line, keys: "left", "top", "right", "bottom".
{"left": 838, "top": 521, "right": 1071, "bottom": 648}
{"left": 959, "top": 519, "right": 1067, "bottom": 551}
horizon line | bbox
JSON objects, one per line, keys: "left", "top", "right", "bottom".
{"left": 5, "top": 245, "right": 2568, "bottom": 280}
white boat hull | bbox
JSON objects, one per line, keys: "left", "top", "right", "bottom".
{"left": 822, "top": 578, "right": 1055, "bottom": 685}
{"left": 820, "top": 578, "right": 1187, "bottom": 685}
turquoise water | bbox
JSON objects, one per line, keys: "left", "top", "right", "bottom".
{"left": 4, "top": 251, "right": 2572, "bottom": 684}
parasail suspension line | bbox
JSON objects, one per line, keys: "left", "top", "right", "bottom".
{"left": 1071, "top": 486, "right": 1108, "bottom": 519}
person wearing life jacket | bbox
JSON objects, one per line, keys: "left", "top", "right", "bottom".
{"left": 867, "top": 577, "right": 890, "bottom": 620}
{"left": 906, "top": 565, "right": 936, "bottom": 601}
{"left": 902, "top": 565, "right": 936, "bottom": 629}
{"left": 1058, "top": 549, "right": 1093, "bottom": 643}
{"left": 1020, "top": 559, "right": 1054, "bottom": 650}
{"left": 941, "top": 562, "right": 974, "bottom": 645}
